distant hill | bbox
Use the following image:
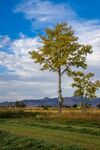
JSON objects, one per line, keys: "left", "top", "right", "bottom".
{"left": 0, "top": 97, "right": 100, "bottom": 107}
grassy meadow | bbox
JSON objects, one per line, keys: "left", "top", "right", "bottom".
{"left": 0, "top": 108, "right": 100, "bottom": 150}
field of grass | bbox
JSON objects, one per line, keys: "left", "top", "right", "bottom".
{"left": 0, "top": 108, "right": 100, "bottom": 150}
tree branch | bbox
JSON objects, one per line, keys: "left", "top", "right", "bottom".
{"left": 61, "top": 49, "right": 84, "bottom": 76}
{"left": 43, "top": 58, "right": 59, "bottom": 72}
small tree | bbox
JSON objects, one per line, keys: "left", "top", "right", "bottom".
{"left": 71, "top": 71, "right": 100, "bottom": 110}
{"left": 30, "top": 23, "right": 92, "bottom": 116}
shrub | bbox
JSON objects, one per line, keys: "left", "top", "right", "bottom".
{"left": 72, "top": 104, "right": 78, "bottom": 108}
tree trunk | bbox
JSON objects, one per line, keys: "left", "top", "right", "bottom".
{"left": 81, "top": 96, "right": 86, "bottom": 116}
{"left": 58, "top": 68, "right": 63, "bottom": 118}
{"left": 81, "top": 96, "right": 84, "bottom": 112}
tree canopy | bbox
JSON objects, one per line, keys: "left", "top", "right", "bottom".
{"left": 30, "top": 23, "right": 93, "bottom": 115}
{"left": 71, "top": 71, "right": 100, "bottom": 100}
{"left": 30, "top": 23, "right": 92, "bottom": 74}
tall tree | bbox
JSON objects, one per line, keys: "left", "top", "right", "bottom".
{"left": 29, "top": 23, "right": 92, "bottom": 116}
{"left": 71, "top": 71, "right": 100, "bottom": 108}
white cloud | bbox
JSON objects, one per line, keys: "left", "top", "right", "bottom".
{"left": 0, "top": 72, "right": 56, "bottom": 101}
{"left": 0, "top": 35, "right": 42, "bottom": 78}
{"left": 14, "top": 0, "right": 76, "bottom": 29}
{"left": 0, "top": 35, "right": 10, "bottom": 48}
{"left": 73, "top": 20, "right": 100, "bottom": 66}
{"left": 0, "top": 73, "right": 73, "bottom": 101}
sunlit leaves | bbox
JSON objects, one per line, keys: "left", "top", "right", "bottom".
{"left": 71, "top": 71, "right": 100, "bottom": 100}
{"left": 29, "top": 23, "right": 92, "bottom": 73}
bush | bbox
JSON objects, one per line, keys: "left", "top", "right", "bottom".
{"left": 72, "top": 104, "right": 78, "bottom": 108}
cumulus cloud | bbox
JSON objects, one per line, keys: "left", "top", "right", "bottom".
{"left": 0, "top": 34, "right": 59, "bottom": 101}
{"left": 73, "top": 20, "right": 100, "bottom": 66}
{"left": 0, "top": 35, "right": 42, "bottom": 78}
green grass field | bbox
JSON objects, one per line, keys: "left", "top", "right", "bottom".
{"left": 0, "top": 111, "right": 100, "bottom": 150}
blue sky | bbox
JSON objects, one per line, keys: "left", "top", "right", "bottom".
{"left": 1, "top": 0, "right": 100, "bottom": 37}
{"left": 0, "top": 0, "right": 100, "bottom": 101}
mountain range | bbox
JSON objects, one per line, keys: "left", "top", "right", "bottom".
{"left": 0, "top": 97, "right": 100, "bottom": 107}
